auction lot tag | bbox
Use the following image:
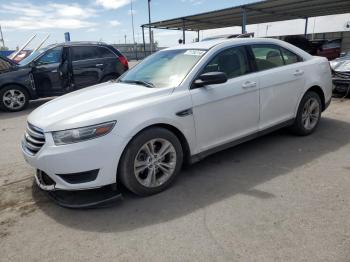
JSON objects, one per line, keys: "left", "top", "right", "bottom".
{"left": 184, "top": 50, "right": 206, "bottom": 56}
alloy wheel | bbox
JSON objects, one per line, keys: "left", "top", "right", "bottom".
{"left": 3, "top": 89, "right": 26, "bottom": 110}
{"left": 302, "top": 97, "right": 320, "bottom": 130}
{"left": 134, "top": 138, "right": 177, "bottom": 188}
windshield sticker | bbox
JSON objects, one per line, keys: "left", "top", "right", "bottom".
{"left": 184, "top": 50, "right": 206, "bottom": 56}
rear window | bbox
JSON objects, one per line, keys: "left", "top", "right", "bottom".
{"left": 251, "top": 45, "right": 284, "bottom": 71}
{"left": 281, "top": 47, "right": 302, "bottom": 65}
{"left": 71, "top": 46, "right": 100, "bottom": 61}
{"left": 98, "top": 47, "right": 116, "bottom": 58}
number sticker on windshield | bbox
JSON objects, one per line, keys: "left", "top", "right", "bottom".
{"left": 184, "top": 50, "right": 206, "bottom": 56}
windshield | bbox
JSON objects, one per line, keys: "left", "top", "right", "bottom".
{"left": 119, "top": 49, "right": 206, "bottom": 88}
{"left": 19, "top": 46, "right": 50, "bottom": 66}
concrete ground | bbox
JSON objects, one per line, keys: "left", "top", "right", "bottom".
{"left": 1, "top": 97, "right": 350, "bottom": 262}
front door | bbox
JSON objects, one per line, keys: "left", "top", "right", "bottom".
{"left": 32, "top": 46, "right": 67, "bottom": 96}
{"left": 190, "top": 46, "right": 260, "bottom": 152}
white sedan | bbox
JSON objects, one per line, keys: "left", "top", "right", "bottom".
{"left": 22, "top": 38, "right": 332, "bottom": 197}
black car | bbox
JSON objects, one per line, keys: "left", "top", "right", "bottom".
{"left": 0, "top": 42, "right": 129, "bottom": 112}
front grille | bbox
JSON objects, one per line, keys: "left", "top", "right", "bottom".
{"left": 22, "top": 123, "right": 45, "bottom": 155}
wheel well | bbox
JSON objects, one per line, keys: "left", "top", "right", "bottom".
{"left": 0, "top": 83, "right": 30, "bottom": 97}
{"left": 306, "top": 86, "right": 326, "bottom": 111}
{"left": 125, "top": 123, "right": 191, "bottom": 164}
{"left": 146, "top": 124, "right": 191, "bottom": 164}
{"left": 116, "top": 123, "right": 192, "bottom": 183}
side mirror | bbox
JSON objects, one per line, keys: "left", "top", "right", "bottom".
{"left": 193, "top": 72, "right": 227, "bottom": 88}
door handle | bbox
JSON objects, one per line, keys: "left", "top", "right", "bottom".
{"left": 96, "top": 64, "right": 104, "bottom": 67}
{"left": 293, "top": 69, "right": 304, "bottom": 76}
{"left": 242, "top": 81, "right": 257, "bottom": 89}
{"left": 51, "top": 69, "right": 58, "bottom": 73}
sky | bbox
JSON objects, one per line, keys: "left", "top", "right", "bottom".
{"left": 0, "top": 0, "right": 350, "bottom": 50}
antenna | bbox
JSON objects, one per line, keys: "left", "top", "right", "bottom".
{"left": 0, "top": 25, "right": 5, "bottom": 48}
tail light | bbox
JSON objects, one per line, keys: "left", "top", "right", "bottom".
{"left": 118, "top": 56, "right": 129, "bottom": 70}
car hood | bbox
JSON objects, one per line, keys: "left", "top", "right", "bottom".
{"left": 330, "top": 57, "right": 350, "bottom": 73}
{"left": 28, "top": 81, "right": 173, "bottom": 132}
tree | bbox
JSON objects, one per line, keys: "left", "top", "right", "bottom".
{"left": 0, "top": 46, "right": 9, "bottom": 51}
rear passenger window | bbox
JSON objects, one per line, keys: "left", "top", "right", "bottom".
{"left": 203, "top": 46, "right": 250, "bottom": 79}
{"left": 281, "top": 47, "right": 301, "bottom": 65}
{"left": 71, "top": 46, "right": 100, "bottom": 61}
{"left": 99, "top": 47, "right": 115, "bottom": 58}
{"left": 251, "top": 45, "right": 284, "bottom": 71}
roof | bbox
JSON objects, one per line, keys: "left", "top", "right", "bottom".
{"left": 142, "top": 0, "right": 350, "bottom": 31}
{"left": 164, "top": 37, "right": 298, "bottom": 50}
{"left": 165, "top": 39, "right": 231, "bottom": 50}
{"left": 61, "top": 41, "right": 108, "bottom": 46}
{"left": 163, "top": 38, "right": 313, "bottom": 59}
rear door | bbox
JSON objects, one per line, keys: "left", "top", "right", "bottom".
{"left": 71, "top": 46, "right": 104, "bottom": 89}
{"left": 249, "top": 44, "right": 306, "bottom": 130}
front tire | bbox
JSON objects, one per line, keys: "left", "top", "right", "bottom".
{"left": 290, "top": 91, "right": 322, "bottom": 136}
{"left": 0, "top": 85, "right": 29, "bottom": 112}
{"left": 119, "top": 127, "right": 183, "bottom": 196}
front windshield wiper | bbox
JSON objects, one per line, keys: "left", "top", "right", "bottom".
{"left": 119, "top": 79, "right": 155, "bottom": 88}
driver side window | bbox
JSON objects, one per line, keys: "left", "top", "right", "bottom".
{"left": 203, "top": 46, "right": 250, "bottom": 79}
{"left": 36, "top": 47, "right": 62, "bottom": 65}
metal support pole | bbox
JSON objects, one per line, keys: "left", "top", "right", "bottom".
{"left": 142, "top": 26, "right": 146, "bottom": 57}
{"left": 304, "top": 17, "right": 308, "bottom": 37}
{"left": 182, "top": 19, "right": 186, "bottom": 44}
{"left": 197, "top": 30, "right": 200, "bottom": 42}
{"left": 241, "top": 7, "right": 247, "bottom": 34}
{"left": 148, "top": 0, "right": 152, "bottom": 53}
{"left": 0, "top": 25, "right": 5, "bottom": 48}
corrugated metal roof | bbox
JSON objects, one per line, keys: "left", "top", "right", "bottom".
{"left": 142, "top": 0, "right": 350, "bottom": 31}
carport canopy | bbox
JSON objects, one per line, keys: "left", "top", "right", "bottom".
{"left": 141, "top": 0, "right": 350, "bottom": 44}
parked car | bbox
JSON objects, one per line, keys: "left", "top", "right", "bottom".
{"left": 330, "top": 52, "right": 350, "bottom": 94}
{"left": 284, "top": 35, "right": 341, "bottom": 60}
{"left": 22, "top": 38, "right": 332, "bottom": 203}
{"left": 0, "top": 42, "right": 128, "bottom": 112}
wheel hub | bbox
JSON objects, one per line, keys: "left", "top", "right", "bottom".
{"left": 302, "top": 97, "right": 320, "bottom": 130}
{"left": 134, "top": 138, "right": 177, "bottom": 188}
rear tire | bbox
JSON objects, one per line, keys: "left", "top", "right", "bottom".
{"left": 290, "top": 91, "right": 322, "bottom": 136}
{"left": 0, "top": 85, "right": 29, "bottom": 112}
{"left": 119, "top": 127, "right": 183, "bottom": 196}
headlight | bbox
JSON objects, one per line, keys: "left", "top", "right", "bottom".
{"left": 52, "top": 121, "right": 116, "bottom": 145}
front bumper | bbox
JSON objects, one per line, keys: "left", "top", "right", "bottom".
{"left": 332, "top": 76, "right": 350, "bottom": 93}
{"left": 22, "top": 130, "right": 128, "bottom": 191}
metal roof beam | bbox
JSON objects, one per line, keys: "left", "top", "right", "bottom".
{"left": 245, "top": 6, "right": 304, "bottom": 19}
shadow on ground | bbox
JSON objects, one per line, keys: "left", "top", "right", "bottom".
{"left": 32, "top": 117, "right": 350, "bottom": 233}
{"left": 0, "top": 98, "right": 52, "bottom": 121}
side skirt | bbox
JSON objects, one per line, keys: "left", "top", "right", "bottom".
{"left": 189, "top": 119, "right": 295, "bottom": 164}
